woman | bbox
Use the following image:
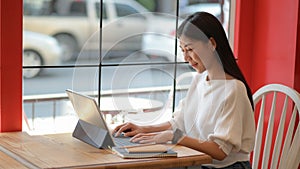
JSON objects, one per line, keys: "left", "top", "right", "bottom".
{"left": 113, "top": 12, "right": 255, "bottom": 169}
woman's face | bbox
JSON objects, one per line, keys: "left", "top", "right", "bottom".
{"left": 179, "top": 35, "right": 214, "bottom": 73}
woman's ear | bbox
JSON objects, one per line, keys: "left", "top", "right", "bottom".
{"left": 209, "top": 37, "right": 217, "bottom": 51}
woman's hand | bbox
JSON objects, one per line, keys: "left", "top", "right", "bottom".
{"left": 130, "top": 130, "right": 173, "bottom": 144}
{"left": 113, "top": 122, "right": 146, "bottom": 137}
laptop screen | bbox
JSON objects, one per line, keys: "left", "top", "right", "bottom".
{"left": 66, "top": 89, "right": 141, "bottom": 149}
{"left": 66, "top": 89, "right": 109, "bottom": 132}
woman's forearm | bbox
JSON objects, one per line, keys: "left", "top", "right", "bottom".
{"left": 178, "top": 136, "right": 227, "bottom": 161}
{"left": 145, "top": 122, "right": 172, "bottom": 133}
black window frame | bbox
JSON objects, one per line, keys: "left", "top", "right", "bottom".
{"left": 22, "top": 0, "right": 231, "bottom": 131}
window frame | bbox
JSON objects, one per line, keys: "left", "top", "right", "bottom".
{"left": 20, "top": 0, "right": 235, "bottom": 132}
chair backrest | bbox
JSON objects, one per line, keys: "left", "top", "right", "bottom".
{"left": 252, "top": 84, "right": 300, "bottom": 169}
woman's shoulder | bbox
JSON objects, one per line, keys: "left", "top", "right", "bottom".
{"left": 231, "top": 79, "right": 247, "bottom": 90}
{"left": 225, "top": 79, "right": 249, "bottom": 98}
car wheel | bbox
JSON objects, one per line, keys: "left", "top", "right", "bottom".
{"left": 23, "top": 50, "right": 43, "bottom": 78}
{"left": 54, "top": 34, "right": 78, "bottom": 62}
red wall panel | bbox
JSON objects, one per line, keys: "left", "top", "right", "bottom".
{"left": 235, "top": 0, "right": 300, "bottom": 168}
{"left": 234, "top": 0, "right": 255, "bottom": 87}
{"left": 295, "top": 0, "right": 300, "bottom": 93}
{"left": 235, "top": 0, "right": 299, "bottom": 92}
{"left": 251, "top": 0, "right": 298, "bottom": 91}
{"left": 0, "top": 0, "right": 23, "bottom": 132}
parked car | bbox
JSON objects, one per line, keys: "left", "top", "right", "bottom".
{"left": 141, "top": 3, "right": 223, "bottom": 62}
{"left": 23, "top": 31, "right": 62, "bottom": 78}
{"left": 23, "top": 0, "right": 172, "bottom": 61}
{"left": 179, "top": 3, "right": 221, "bottom": 20}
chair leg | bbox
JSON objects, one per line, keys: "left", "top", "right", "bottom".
{"left": 23, "top": 110, "right": 31, "bottom": 131}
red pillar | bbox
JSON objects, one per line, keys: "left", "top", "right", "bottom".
{"left": 233, "top": 0, "right": 255, "bottom": 87}
{"left": 295, "top": 1, "right": 300, "bottom": 93}
{"left": 0, "top": 0, "right": 23, "bottom": 132}
{"left": 235, "top": 0, "right": 300, "bottom": 168}
{"left": 235, "top": 0, "right": 299, "bottom": 91}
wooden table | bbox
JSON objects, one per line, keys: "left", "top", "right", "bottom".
{"left": 0, "top": 150, "right": 29, "bottom": 169}
{"left": 0, "top": 132, "right": 212, "bottom": 169}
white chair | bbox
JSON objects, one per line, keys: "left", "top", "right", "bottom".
{"left": 252, "top": 84, "right": 300, "bottom": 169}
{"left": 125, "top": 72, "right": 197, "bottom": 125}
{"left": 22, "top": 110, "right": 32, "bottom": 131}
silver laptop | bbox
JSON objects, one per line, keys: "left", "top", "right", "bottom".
{"left": 66, "top": 89, "right": 138, "bottom": 149}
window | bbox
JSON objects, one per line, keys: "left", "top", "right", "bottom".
{"left": 116, "top": 4, "right": 139, "bottom": 17}
{"left": 96, "top": 2, "right": 107, "bottom": 19}
{"left": 24, "top": 0, "right": 87, "bottom": 16}
{"left": 69, "top": 1, "right": 87, "bottom": 16}
{"left": 23, "top": 0, "right": 232, "bottom": 134}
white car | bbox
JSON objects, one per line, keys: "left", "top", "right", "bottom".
{"left": 179, "top": 3, "right": 221, "bottom": 20}
{"left": 23, "top": 0, "right": 161, "bottom": 61}
{"left": 141, "top": 3, "right": 223, "bottom": 62}
{"left": 23, "top": 31, "right": 62, "bottom": 78}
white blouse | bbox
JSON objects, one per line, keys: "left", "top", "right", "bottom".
{"left": 169, "top": 71, "right": 256, "bottom": 168}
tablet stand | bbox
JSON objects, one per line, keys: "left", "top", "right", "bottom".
{"left": 72, "top": 119, "right": 113, "bottom": 149}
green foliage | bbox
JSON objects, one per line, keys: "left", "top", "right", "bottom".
{"left": 135, "top": 0, "right": 156, "bottom": 11}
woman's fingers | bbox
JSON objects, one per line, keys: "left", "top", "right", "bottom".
{"left": 131, "top": 133, "right": 156, "bottom": 139}
{"left": 123, "top": 130, "right": 137, "bottom": 137}
{"left": 139, "top": 139, "right": 156, "bottom": 144}
{"left": 132, "top": 136, "right": 155, "bottom": 144}
{"left": 130, "top": 133, "right": 157, "bottom": 143}
{"left": 130, "top": 131, "right": 173, "bottom": 144}
{"left": 113, "top": 123, "right": 127, "bottom": 133}
{"left": 114, "top": 122, "right": 132, "bottom": 136}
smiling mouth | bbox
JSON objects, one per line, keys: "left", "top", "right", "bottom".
{"left": 190, "top": 63, "right": 197, "bottom": 67}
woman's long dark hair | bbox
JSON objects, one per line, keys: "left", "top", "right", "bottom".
{"left": 177, "top": 12, "right": 254, "bottom": 110}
